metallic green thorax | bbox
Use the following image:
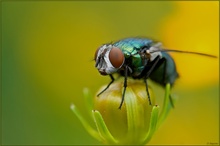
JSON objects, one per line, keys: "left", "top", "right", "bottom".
{"left": 113, "top": 38, "right": 154, "bottom": 76}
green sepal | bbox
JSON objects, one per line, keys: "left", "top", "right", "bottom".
{"left": 125, "top": 87, "right": 142, "bottom": 144}
{"left": 157, "top": 83, "right": 176, "bottom": 128}
{"left": 92, "top": 110, "right": 118, "bottom": 144}
{"left": 83, "top": 88, "right": 94, "bottom": 118}
{"left": 142, "top": 105, "right": 160, "bottom": 144}
{"left": 70, "top": 104, "right": 102, "bottom": 141}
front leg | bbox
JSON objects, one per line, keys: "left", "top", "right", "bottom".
{"left": 97, "top": 74, "right": 115, "bottom": 96}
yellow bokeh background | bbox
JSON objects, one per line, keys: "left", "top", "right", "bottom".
{"left": 2, "top": 1, "right": 218, "bottom": 145}
{"left": 161, "top": 1, "right": 219, "bottom": 87}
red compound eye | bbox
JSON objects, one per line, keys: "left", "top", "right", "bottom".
{"left": 109, "top": 47, "right": 124, "bottom": 68}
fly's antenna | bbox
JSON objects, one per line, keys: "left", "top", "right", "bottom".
{"left": 149, "top": 48, "right": 218, "bottom": 58}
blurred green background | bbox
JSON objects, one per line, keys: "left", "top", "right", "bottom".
{"left": 2, "top": 1, "right": 219, "bottom": 145}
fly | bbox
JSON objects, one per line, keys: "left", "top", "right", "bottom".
{"left": 94, "top": 38, "right": 217, "bottom": 109}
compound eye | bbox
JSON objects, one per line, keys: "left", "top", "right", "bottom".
{"left": 94, "top": 48, "right": 100, "bottom": 61}
{"left": 109, "top": 47, "right": 124, "bottom": 68}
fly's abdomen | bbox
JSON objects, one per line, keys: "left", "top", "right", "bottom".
{"left": 149, "top": 52, "right": 179, "bottom": 86}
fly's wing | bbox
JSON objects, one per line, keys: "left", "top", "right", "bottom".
{"left": 145, "top": 42, "right": 164, "bottom": 61}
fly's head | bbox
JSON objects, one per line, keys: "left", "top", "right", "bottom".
{"left": 94, "top": 44, "right": 125, "bottom": 75}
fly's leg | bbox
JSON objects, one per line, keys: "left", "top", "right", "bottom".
{"left": 144, "top": 78, "right": 152, "bottom": 105}
{"left": 162, "top": 58, "right": 166, "bottom": 84}
{"left": 97, "top": 74, "right": 114, "bottom": 96}
{"left": 169, "top": 95, "right": 175, "bottom": 108}
{"left": 144, "top": 56, "right": 161, "bottom": 105}
{"left": 145, "top": 56, "right": 161, "bottom": 78}
{"left": 118, "top": 65, "right": 128, "bottom": 109}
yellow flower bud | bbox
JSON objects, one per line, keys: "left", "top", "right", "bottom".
{"left": 94, "top": 79, "right": 155, "bottom": 144}
{"left": 71, "top": 78, "right": 173, "bottom": 145}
